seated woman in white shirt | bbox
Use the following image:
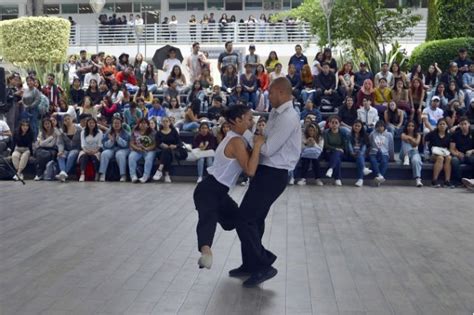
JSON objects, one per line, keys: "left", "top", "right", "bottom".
{"left": 78, "top": 117, "right": 103, "bottom": 181}
{"left": 297, "top": 123, "right": 324, "bottom": 186}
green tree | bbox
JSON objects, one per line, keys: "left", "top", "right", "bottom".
{"left": 281, "top": 0, "right": 421, "bottom": 62}
{"left": 426, "top": 0, "right": 474, "bottom": 41}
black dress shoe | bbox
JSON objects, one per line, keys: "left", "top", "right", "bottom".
{"left": 243, "top": 266, "right": 278, "bottom": 287}
{"left": 228, "top": 265, "right": 251, "bottom": 277}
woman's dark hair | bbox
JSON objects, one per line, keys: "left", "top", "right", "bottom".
{"left": 351, "top": 119, "right": 367, "bottom": 145}
{"left": 390, "top": 62, "right": 401, "bottom": 75}
{"left": 386, "top": 102, "right": 399, "bottom": 123}
{"left": 222, "top": 104, "right": 250, "bottom": 124}
{"left": 199, "top": 121, "right": 210, "bottom": 131}
{"left": 170, "top": 65, "right": 183, "bottom": 79}
{"left": 436, "top": 118, "right": 448, "bottom": 132}
{"left": 410, "top": 63, "right": 421, "bottom": 78}
{"left": 305, "top": 123, "right": 322, "bottom": 144}
{"left": 135, "top": 118, "right": 152, "bottom": 135}
{"left": 425, "top": 63, "right": 439, "bottom": 86}
{"left": 84, "top": 117, "right": 99, "bottom": 137}
{"left": 40, "top": 117, "right": 53, "bottom": 136}
{"left": 87, "top": 78, "right": 98, "bottom": 91}
{"left": 394, "top": 78, "right": 405, "bottom": 91}
{"left": 375, "top": 120, "right": 386, "bottom": 129}
{"left": 17, "top": 120, "right": 32, "bottom": 136}
{"left": 434, "top": 82, "right": 446, "bottom": 96}
{"left": 403, "top": 120, "right": 419, "bottom": 138}
{"left": 144, "top": 63, "right": 155, "bottom": 80}
{"left": 136, "top": 84, "right": 149, "bottom": 98}
{"left": 265, "top": 51, "right": 278, "bottom": 67}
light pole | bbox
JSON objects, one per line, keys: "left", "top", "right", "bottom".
{"left": 90, "top": 0, "right": 106, "bottom": 53}
{"left": 320, "top": 0, "right": 335, "bottom": 48}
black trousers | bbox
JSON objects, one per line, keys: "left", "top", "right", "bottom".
{"left": 35, "top": 148, "right": 56, "bottom": 176}
{"left": 193, "top": 175, "right": 239, "bottom": 251}
{"left": 158, "top": 148, "right": 173, "bottom": 172}
{"left": 236, "top": 165, "right": 288, "bottom": 272}
{"left": 300, "top": 157, "right": 321, "bottom": 179}
{"left": 79, "top": 154, "right": 99, "bottom": 172}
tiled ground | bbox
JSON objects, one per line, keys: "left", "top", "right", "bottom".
{"left": 0, "top": 181, "right": 473, "bottom": 315}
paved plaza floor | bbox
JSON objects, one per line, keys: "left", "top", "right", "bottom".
{"left": 0, "top": 182, "right": 473, "bottom": 315}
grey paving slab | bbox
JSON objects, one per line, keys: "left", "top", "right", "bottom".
{"left": 0, "top": 182, "right": 473, "bottom": 315}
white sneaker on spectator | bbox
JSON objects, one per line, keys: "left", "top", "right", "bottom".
{"left": 164, "top": 175, "right": 172, "bottom": 183}
{"left": 289, "top": 177, "right": 295, "bottom": 185}
{"left": 131, "top": 175, "right": 138, "bottom": 183}
{"left": 374, "top": 175, "right": 385, "bottom": 186}
{"left": 403, "top": 155, "right": 410, "bottom": 166}
{"left": 59, "top": 171, "right": 67, "bottom": 182}
{"left": 95, "top": 174, "right": 100, "bottom": 181}
{"left": 297, "top": 178, "right": 306, "bottom": 186}
{"left": 99, "top": 174, "right": 106, "bottom": 182}
{"left": 19, "top": 173, "right": 24, "bottom": 181}
{"left": 152, "top": 170, "right": 163, "bottom": 181}
{"left": 334, "top": 179, "right": 342, "bottom": 186}
{"left": 416, "top": 178, "right": 423, "bottom": 187}
{"left": 315, "top": 179, "right": 324, "bottom": 186}
{"left": 355, "top": 179, "right": 363, "bottom": 187}
{"left": 79, "top": 174, "right": 85, "bottom": 182}
{"left": 13, "top": 175, "right": 18, "bottom": 181}
{"left": 462, "top": 178, "right": 474, "bottom": 187}
{"left": 197, "top": 176, "right": 203, "bottom": 183}
{"left": 34, "top": 175, "right": 41, "bottom": 181}
{"left": 120, "top": 175, "right": 127, "bottom": 182}
{"left": 139, "top": 176, "right": 149, "bottom": 183}
{"left": 325, "top": 168, "right": 333, "bottom": 178}
{"left": 363, "top": 167, "right": 372, "bottom": 176}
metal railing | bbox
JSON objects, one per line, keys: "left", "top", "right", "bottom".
{"left": 69, "top": 22, "right": 426, "bottom": 47}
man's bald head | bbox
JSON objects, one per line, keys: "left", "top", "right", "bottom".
{"left": 268, "top": 77, "right": 293, "bottom": 108}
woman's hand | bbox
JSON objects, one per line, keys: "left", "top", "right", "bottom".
{"left": 254, "top": 134, "right": 265, "bottom": 147}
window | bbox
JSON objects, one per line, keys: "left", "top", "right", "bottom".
{"left": 226, "top": 0, "right": 243, "bottom": 10}
{"left": 188, "top": 0, "right": 205, "bottom": 10}
{"left": 245, "top": 0, "right": 263, "bottom": 9}
{"left": 291, "top": 0, "right": 302, "bottom": 8}
{"left": 282, "top": 0, "right": 291, "bottom": 9}
{"left": 141, "top": 2, "right": 161, "bottom": 12}
{"left": 207, "top": 0, "right": 224, "bottom": 9}
{"left": 133, "top": 3, "right": 141, "bottom": 12}
{"left": 103, "top": 3, "right": 115, "bottom": 12}
{"left": 78, "top": 3, "right": 93, "bottom": 14}
{"left": 115, "top": 3, "right": 132, "bottom": 12}
{"left": 1, "top": 5, "right": 18, "bottom": 15}
{"left": 61, "top": 4, "right": 78, "bottom": 14}
{"left": 169, "top": 0, "right": 186, "bottom": 10}
{"left": 44, "top": 4, "right": 60, "bottom": 14}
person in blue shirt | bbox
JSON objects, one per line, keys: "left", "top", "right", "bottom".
{"left": 147, "top": 98, "right": 167, "bottom": 124}
{"left": 288, "top": 44, "right": 308, "bottom": 76}
{"left": 300, "top": 99, "right": 322, "bottom": 123}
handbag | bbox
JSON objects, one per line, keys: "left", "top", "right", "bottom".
{"left": 301, "top": 146, "right": 322, "bottom": 159}
{"left": 191, "top": 148, "right": 215, "bottom": 159}
{"left": 431, "top": 146, "right": 450, "bottom": 157}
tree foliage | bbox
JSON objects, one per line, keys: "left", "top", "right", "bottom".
{"left": 426, "top": 0, "right": 474, "bottom": 41}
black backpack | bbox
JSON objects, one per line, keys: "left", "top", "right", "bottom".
{"left": 0, "top": 88, "right": 15, "bottom": 114}
{"left": 0, "top": 159, "right": 15, "bottom": 180}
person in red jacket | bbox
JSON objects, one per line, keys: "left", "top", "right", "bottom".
{"left": 115, "top": 65, "right": 138, "bottom": 93}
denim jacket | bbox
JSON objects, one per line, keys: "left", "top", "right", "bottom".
{"left": 102, "top": 128, "right": 130, "bottom": 150}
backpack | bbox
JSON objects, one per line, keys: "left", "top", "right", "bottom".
{"left": 0, "top": 159, "right": 15, "bottom": 180}
{"left": 44, "top": 160, "right": 59, "bottom": 180}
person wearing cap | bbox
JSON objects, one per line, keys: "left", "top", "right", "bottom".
{"left": 422, "top": 95, "right": 444, "bottom": 135}
{"left": 354, "top": 61, "right": 374, "bottom": 92}
{"left": 374, "top": 62, "right": 393, "bottom": 88}
{"left": 245, "top": 45, "right": 260, "bottom": 75}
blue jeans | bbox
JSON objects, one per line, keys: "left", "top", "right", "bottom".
{"left": 99, "top": 148, "right": 130, "bottom": 176}
{"left": 256, "top": 90, "right": 269, "bottom": 110}
{"left": 57, "top": 149, "right": 79, "bottom": 174}
{"left": 182, "top": 121, "right": 200, "bottom": 131}
{"left": 400, "top": 142, "right": 422, "bottom": 178}
{"left": 386, "top": 124, "right": 403, "bottom": 137}
{"left": 128, "top": 150, "right": 156, "bottom": 178}
{"left": 327, "top": 150, "right": 343, "bottom": 179}
{"left": 197, "top": 157, "right": 214, "bottom": 177}
{"left": 147, "top": 84, "right": 158, "bottom": 93}
{"left": 349, "top": 153, "right": 366, "bottom": 180}
{"left": 243, "top": 91, "right": 258, "bottom": 109}
{"left": 370, "top": 151, "right": 389, "bottom": 177}
{"left": 301, "top": 90, "right": 315, "bottom": 104}
{"left": 451, "top": 155, "right": 474, "bottom": 183}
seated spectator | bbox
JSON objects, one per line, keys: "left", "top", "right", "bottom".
{"left": 374, "top": 62, "right": 393, "bottom": 88}
{"left": 193, "top": 122, "right": 217, "bottom": 183}
{"left": 133, "top": 53, "right": 148, "bottom": 84}
{"left": 86, "top": 79, "right": 102, "bottom": 105}
{"left": 128, "top": 118, "right": 156, "bottom": 183}
{"left": 454, "top": 47, "right": 472, "bottom": 74}
{"left": 152, "top": 117, "right": 185, "bottom": 183}
{"left": 354, "top": 61, "right": 374, "bottom": 93}
{"left": 78, "top": 117, "right": 103, "bottom": 182}
{"left": 384, "top": 101, "right": 404, "bottom": 136}
{"left": 69, "top": 78, "right": 85, "bottom": 107}
{"left": 256, "top": 64, "right": 270, "bottom": 111}
{"left": 369, "top": 120, "right": 394, "bottom": 186}
{"left": 323, "top": 115, "right": 347, "bottom": 186}
{"left": 357, "top": 97, "right": 379, "bottom": 133}
{"left": 101, "top": 55, "right": 117, "bottom": 82}
{"left": 221, "top": 65, "right": 238, "bottom": 94}
{"left": 116, "top": 53, "right": 130, "bottom": 72}
{"left": 99, "top": 96, "right": 118, "bottom": 124}
{"left": 300, "top": 64, "right": 316, "bottom": 104}
{"left": 311, "top": 52, "right": 323, "bottom": 76}
{"left": 123, "top": 101, "right": 143, "bottom": 129}
{"left": 147, "top": 98, "right": 167, "bottom": 123}
{"left": 240, "top": 64, "right": 258, "bottom": 109}
{"left": 107, "top": 82, "right": 124, "bottom": 106}
{"left": 143, "top": 63, "right": 158, "bottom": 93}
{"left": 449, "top": 117, "right": 474, "bottom": 185}
{"left": 315, "top": 62, "right": 337, "bottom": 107}
{"left": 467, "top": 99, "right": 474, "bottom": 124}
{"left": 134, "top": 83, "right": 153, "bottom": 105}
{"left": 373, "top": 78, "right": 392, "bottom": 116}
{"left": 83, "top": 66, "right": 100, "bottom": 90}
{"left": 400, "top": 120, "right": 423, "bottom": 187}
{"left": 216, "top": 121, "right": 230, "bottom": 144}
{"left": 98, "top": 115, "right": 130, "bottom": 182}
{"left": 338, "top": 96, "right": 358, "bottom": 136}
{"left": 446, "top": 80, "right": 465, "bottom": 108}
{"left": 425, "top": 63, "right": 442, "bottom": 93}
{"left": 440, "top": 62, "right": 463, "bottom": 89}
{"left": 11, "top": 120, "right": 34, "bottom": 181}
{"left": 321, "top": 47, "right": 337, "bottom": 73}
{"left": 163, "top": 49, "right": 182, "bottom": 80}
{"left": 208, "top": 96, "right": 225, "bottom": 122}
{"left": 166, "top": 97, "right": 184, "bottom": 127}
{"left": 264, "top": 50, "right": 279, "bottom": 73}
{"left": 444, "top": 100, "right": 464, "bottom": 129}
{"left": 136, "top": 97, "right": 149, "bottom": 118}
{"left": 422, "top": 96, "right": 444, "bottom": 135}
{"left": 199, "top": 67, "right": 214, "bottom": 90}
{"left": 286, "top": 63, "right": 302, "bottom": 102}
{"left": 229, "top": 85, "right": 249, "bottom": 106}
{"left": 163, "top": 78, "right": 180, "bottom": 107}
{"left": 300, "top": 99, "right": 322, "bottom": 126}
{"left": 462, "top": 63, "right": 474, "bottom": 105}
{"left": 80, "top": 96, "right": 98, "bottom": 119}
{"left": 210, "top": 85, "right": 227, "bottom": 107}
{"left": 391, "top": 78, "right": 411, "bottom": 117}
{"left": 115, "top": 65, "right": 138, "bottom": 93}
{"left": 187, "top": 80, "right": 207, "bottom": 113}
{"left": 269, "top": 63, "right": 285, "bottom": 82}
{"left": 34, "top": 117, "right": 60, "bottom": 181}
{"left": 427, "top": 82, "right": 448, "bottom": 109}
{"left": 98, "top": 80, "right": 110, "bottom": 101}
{"left": 169, "top": 65, "right": 188, "bottom": 94}
{"left": 389, "top": 62, "right": 407, "bottom": 88}
{"left": 356, "top": 78, "right": 375, "bottom": 108}
{"left": 407, "top": 64, "right": 425, "bottom": 84}
{"left": 53, "top": 98, "right": 77, "bottom": 125}
{"left": 348, "top": 120, "right": 372, "bottom": 187}
{"left": 425, "top": 118, "right": 452, "bottom": 187}
{"left": 297, "top": 123, "right": 324, "bottom": 186}
{"left": 337, "top": 61, "right": 355, "bottom": 99}
{"left": 182, "top": 103, "right": 201, "bottom": 131}
{"left": 56, "top": 114, "right": 82, "bottom": 182}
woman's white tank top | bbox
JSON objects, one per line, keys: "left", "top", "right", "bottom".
{"left": 207, "top": 130, "right": 245, "bottom": 188}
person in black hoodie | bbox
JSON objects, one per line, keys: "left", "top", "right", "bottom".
{"left": 315, "top": 62, "right": 337, "bottom": 107}
{"left": 11, "top": 119, "right": 35, "bottom": 181}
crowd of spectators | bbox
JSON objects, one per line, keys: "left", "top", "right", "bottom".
{"left": 0, "top": 41, "right": 473, "bottom": 188}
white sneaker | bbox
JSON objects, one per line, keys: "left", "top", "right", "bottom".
{"left": 334, "top": 179, "right": 342, "bottom": 186}
{"left": 355, "top": 179, "right": 363, "bottom": 187}
{"left": 197, "top": 177, "right": 203, "bottom": 183}
{"left": 13, "top": 175, "right": 18, "bottom": 181}
{"left": 18, "top": 173, "right": 24, "bottom": 181}
{"left": 416, "top": 178, "right": 423, "bottom": 187}
{"left": 120, "top": 175, "right": 127, "bottom": 182}
{"left": 325, "top": 168, "right": 333, "bottom": 178}
{"left": 198, "top": 253, "right": 213, "bottom": 269}
{"left": 99, "top": 174, "right": 106, "bottom": 182}
{"left": 363, "top": 167, "right": 372, "bottom": 176}
{"left": 403, "top": 155, "right": 410, "bottom": 166}
{"left": 34, "top": 175, "right": 41, "bottom": 181}
{"left": 164, "top": 175, "right": 172, "bottom": 183}
{"left": 315, "top": 179, "right": 324, "bottom": 186}
{"left": 374, "top": 175, "right": 385, "bottom": 186}
{"left": 59, "top": 171, "right": 67, "bottom": 182}
{"left": 131, "top": 175, "right": 139, "bottom": 183}
{"left": 297, "top": 178, "right": 306, "bottom": 186}
{"left": 152, "top": 170, "right": 163, "bottom": 181}
{"left": 139, "top": 176, "right": 149, "bottom": 183}
{"left": 79, "top": 174, "right": 85, "bottom": 182}
{"left": 289, "top": 177, "right": 295, "bottom": 185}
